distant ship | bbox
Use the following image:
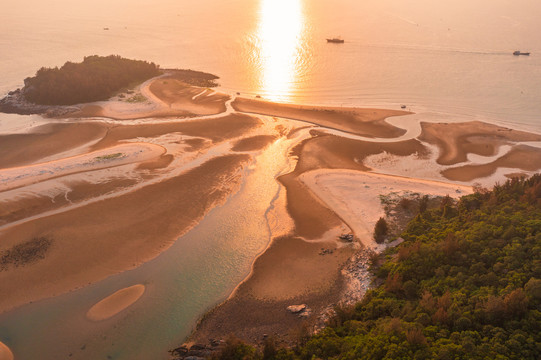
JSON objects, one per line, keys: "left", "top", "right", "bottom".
{"left": 513, "top": 51, "right": 530, "bottom": 56}
{"left": 327, "top": 38, "right": 344, "bottom": 43}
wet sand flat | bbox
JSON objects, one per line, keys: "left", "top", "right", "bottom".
{"left": 149, "top": 78, "right": 229, "bottom": 115}
{"left": 68, "top": 76, "right": 229, "bottom": 120}
{"left": 0, "top": 142, "right": 165, "bottom": 192}
{"left": 90, "top": 113, "right": 262, "bottom": 150}
{"left": 300, "top": 169, "right": 473, "bottom": 249}
{"left": 231, "top": 135, "right": 277, "bottom": 152}
{"left": 232, "top": 98, "right": 409, "bottom": 138}
{"left": 0, "top": 178, "right": 138, "bottom": 226}
{"left": 442, "top": 145, "right": 541, "bottom": 181}
{"left": 192, "top": 235, "right": 353, "bottom": 345}
{"left": 0, "top": 122, "right": 107, "bottom": 168}
{"left": 0, "top": 154, "right": 250, "bottom": 313}
{"left": 419, "top": 121, "right": 541, "bottom": 165}
{"left": 276, "top": 134, "right": 429, "bottom": 239}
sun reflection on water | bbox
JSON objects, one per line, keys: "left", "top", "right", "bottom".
{"left": 255, "top": 0, "right": 306, "bottom": 102}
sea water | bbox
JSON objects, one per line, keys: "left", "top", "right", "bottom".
{"left": 0, "top": 0, "right": 540, "bottom": 130}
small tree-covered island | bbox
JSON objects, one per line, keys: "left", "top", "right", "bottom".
{"left": 0, "top": 55, "right": 219, "bottom": 115}
{"left": 194, "top": 176, "right": 541, "bottom": 360}
{"left": 23, "top": 55, "right": 161, "bottom": 105}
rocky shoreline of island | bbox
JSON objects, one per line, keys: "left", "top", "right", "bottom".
{"left": 0, "top": 89, "right": 80, "bottom": 116}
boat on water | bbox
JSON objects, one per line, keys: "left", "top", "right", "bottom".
{"left": 513, "top": 50, "right": 530, "bottom": 56}
{"left": 327, "top": 38, "right": 344, "bottom": 43}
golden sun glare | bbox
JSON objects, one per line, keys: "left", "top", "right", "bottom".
{"left": 256, "top": 0, "right": 304, "bottom": 102}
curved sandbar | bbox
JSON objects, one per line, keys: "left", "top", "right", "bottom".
{"left": 86, "top": 284, "right": 145, "bottom": 321}
{"left": 300, "top": 169, "right": 473, "bottom": 249}
{"left": 232, "top": 97, "right": 409, "bottom": 138}
{"left": 0, "top": 341, "right": 14, "bottom": 360}
{"left": 0, "top": 143, "right": 166, "bottom": 192}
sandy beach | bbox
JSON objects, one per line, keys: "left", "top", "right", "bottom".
{"left": 1, "top": 73, "right": 541, "bottom": 358}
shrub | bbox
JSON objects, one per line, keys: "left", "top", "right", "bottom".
{"left": 374, "top": 217, "right": 389, "bottom": 243}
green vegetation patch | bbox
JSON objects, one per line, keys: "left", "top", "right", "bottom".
{"left": 0, "top": 237, "right": 53, "bottom": 271}
{"left": 22, "top": 55, "right": 161, "bottom": 105}
{"left": 95, "top": 152, "right": 124, "bottom": 161}
{"left": 125, "top": 94, "right": 148, "bottom": 103}
{"left": 210, "top": 175, "right": 541, "bottom": 360}
{"left": 165, "top": 69, "right": 220, "bottom": 88}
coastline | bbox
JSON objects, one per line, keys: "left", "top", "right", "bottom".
{"left": 1, "top": 72, "right": 541, "bottom": 359}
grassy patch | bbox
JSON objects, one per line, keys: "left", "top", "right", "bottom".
{"left": 0, "top": 237, "right": 52, "bottom": 271}
{"left": 95, "top": 152, "right": 124, "bottom": 161}
{"left": 126, "top": 94, "right": 147, "bottom": 103}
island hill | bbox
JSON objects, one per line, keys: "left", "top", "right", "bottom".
{"left": 0, "top": 55, "right": 219, "bottom": 115}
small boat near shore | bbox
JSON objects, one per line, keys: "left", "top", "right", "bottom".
{"left": 513, "top": 50, "right": 530, "bottom": 56}
{"left": 327, "top": 38, "right": 344, "bottom": 43}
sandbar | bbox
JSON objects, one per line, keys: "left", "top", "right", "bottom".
{"left": 0, "top": 142, "right": 165, "bottom": 192}
{"left": 300, "top": 169, "right": 473, "bottom": 249}
{"left": 0, "top": 342, "right": 13, "bottom": 360}
{"left": 86, "top": 284, "right": 145, "bottom": 321}
{"left": 277, "top": 133, "right": 429, "bottom": 239}
{"left": 192, "top": 235, "right": 353, "bottom": 345}
{"left": 232, "top": 98, "right": 409, "bottom": 138}
{"left": 0, "top": 122, "right": 107, "bottom": 168}
{"left": 419, "top": 121, "right": 541, "bottom": 165}
{"left": 89, "top": 113, "right": 262, "bottom": 151}
{"left": 442, "top": 145, "right": 541, "bottom": 181}
{"left": 0, "top": 154, "right": 250, "bottom": 313}
{"left": 70, "top": 76, "right": 229, "bottom": 120}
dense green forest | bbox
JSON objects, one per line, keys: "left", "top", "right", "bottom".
{"left": 214, "top": 175, "right": 541, "bottom": 360}
{"left": 22, "top": 55, "right": 161, "bottom": 105}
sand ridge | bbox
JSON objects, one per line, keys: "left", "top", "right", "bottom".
{"left": 0, "top": 142, "right": 165, "bottom": 192}
{"left": 67, "top": 75, "right": 230, "bottom": 120}
{"left": 0, "top": 122, "right": 107, "bottom": 168}
{"left": 232, "top": 97, "right": 409, "bottom": 138}
{"left": 86, "top": 284, "right": 146, "bottom": 321}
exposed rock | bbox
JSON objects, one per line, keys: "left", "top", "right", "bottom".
{"left": 170, "top": 345, "right": 188, "bottom": 356}
{"left": 0, "top": 90, "right": 79, "bottom": 117}
{"left": 298, "top": 308, "right": 312, "bottom": 318}
{"left": 286, "top": 304, "right": 312, "bottom": 318}
{"left": 189, "top": 344, "right": 206, "bottom": 351}
{"left": 209, "top": 338, "right": 221, "bottom": 347}
{"left": 286, "top": 304, "right": 306, "bottom": 313}
{"left": 339, "top": 233, "right": 354, "bottom": 242}
{"left": 319, "top": 248, "right": 334, "bottom": 255}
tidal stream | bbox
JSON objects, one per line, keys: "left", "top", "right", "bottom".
{"left": 0, "top": 120, "right": 299, "bottom": 360}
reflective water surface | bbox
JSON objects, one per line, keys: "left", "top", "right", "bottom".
{"left": 1, "top": 0, "right": 540, "bottom": 128}
{"left": 0, "top": 123, "right": 298, "bottom": 360}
